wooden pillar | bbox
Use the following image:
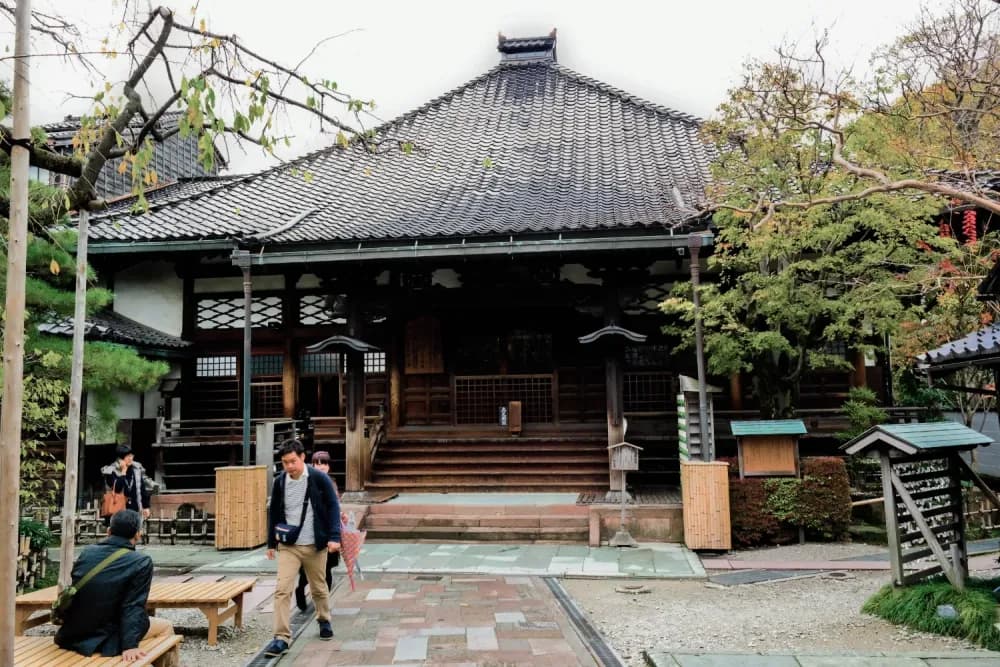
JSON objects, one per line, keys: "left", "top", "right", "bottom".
{"left": 729, "top": 373, "right": 743, "bottom": 411}
{"left": 606, "top": 353, "right": 624, "bottom": 492}
{"left": 344, "top": 297, "right": 366, "bottom": 492}
{"left": 851, "top": 349, "right": 867, "bottom": 389}
{"left": 948, "top": 454, "right": 968, "bottom": 582}
{"left": 282, "top": 340, "right": 296, "bottom": 418}
{"left": 603, "top": 285, "right": 624, "bottom": 491}
{"left": 389, "top": 328, "right": 402, "bottom": 431}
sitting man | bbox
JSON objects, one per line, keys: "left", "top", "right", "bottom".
{"left": 55, "top": 509, "right": 173, "bottom": 662}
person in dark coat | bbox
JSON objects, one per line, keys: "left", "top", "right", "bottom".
{"left": 263, "top": 439, "right": 341, "bottom": 658}
{"left": 101, "top": 444, "right": 152, "bottom": 521}
{"left": 294, "top": 450, "right": 341, "bottom": 610}
{"left": 55, "top": 510, "right": 173, "bottom": 661}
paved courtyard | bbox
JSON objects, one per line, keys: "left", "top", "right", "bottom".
{"left": 285, "top": 573, "right": 599, "bottom": 666}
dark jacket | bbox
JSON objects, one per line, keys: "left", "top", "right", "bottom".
{"left": 267, "top": 465, "right": 341, "bottom": 550}
{"left": 54, "top": 535, "right": 153, "bottom": 657}
{"left": 102, "top": 461, "right": 151, "bottom": 513}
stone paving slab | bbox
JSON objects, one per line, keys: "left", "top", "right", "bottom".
{"left": 646, "top": 652, "right": 1000, "bottom": 667}
{"left": 285, "top": 573, "right": 599, "bottom": 666}
{"left": 189, "top": 541, "right": 706, "bottom": 579}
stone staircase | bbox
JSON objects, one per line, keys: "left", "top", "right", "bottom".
{"left": 361, "top": 501, "right": 591, "bottom": 542}
{"left": 364, "top": 434, "right": 609, "bottom": 493}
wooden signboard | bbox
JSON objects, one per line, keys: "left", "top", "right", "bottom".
{"left": 404, "top": 316, "right": 443, "bottom": 374}
{"left": 739, "top": 435, "right": 800, "bottom": 477}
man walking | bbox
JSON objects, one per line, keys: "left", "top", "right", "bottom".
{"left": 264, "top": 439, "right": 341, "bottom": 658}
{"left": 55, "top": 509, "right": 173, "bottom": 661}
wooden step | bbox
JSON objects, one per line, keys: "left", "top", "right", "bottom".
{"left": 371, "top": 466, "right": 608, "bottom": 476}
{"left": 366, "top": 503, "right": 588, "bottom": 516}
{"left": 380, "top": 443, "right": 606, "bottom": 454}
{"left": 375, "top": 455, "right": 606, "bottom": 465}
{"left": 365, "top": 480, "right": 606, "bottom": 493}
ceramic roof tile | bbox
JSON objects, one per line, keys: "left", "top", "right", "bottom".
{"left": 89, "top": 40, "right": 715, "bottom": 246}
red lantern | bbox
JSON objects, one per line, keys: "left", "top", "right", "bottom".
{"left": 963, "top": 209, "right": 978, "bottom": 244}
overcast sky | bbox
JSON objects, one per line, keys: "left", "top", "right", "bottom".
{"left": 9, "top": 0, "right": 947, "bottom": 173}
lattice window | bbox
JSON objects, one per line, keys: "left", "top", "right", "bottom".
{"left": 299, "top": 294, "right": 340, "bottom": 326}
{"left": 197, "top": 296, "right": 283, "bottom": 330}
{"left": 455, "top": 375, "right": 552, "bottom": 424}
{"left": 365, "top": 352, "right": 386, "bottom": 374}
{"left": 252, "top": 354, "right": 283, "bottom": 377}
{"left": 195, "top": 355, "right": 237, "bottom": 377}
{"left": 251, "top": 383, "right": 284, "bottom": 418}
{"left": 301, "top": 352, "right": 340, "bottom": 376}
{"left": 624, "top": 371, "right": 673, "bottom": 413}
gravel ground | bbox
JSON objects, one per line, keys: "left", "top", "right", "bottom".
{"left": 563, "top": 567, "right": 996, "bottom": 667}
{"left": 725, "top": 542, "right": 885, "bottom": 561}
{"left": 563, "top": 574, "right": 987, "bottom": 665}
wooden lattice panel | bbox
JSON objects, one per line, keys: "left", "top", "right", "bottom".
{"left": 197, "top": 295, "right": 283, "bottom": 329}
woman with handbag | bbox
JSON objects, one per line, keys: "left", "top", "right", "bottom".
{"left": 101, "top": 444, "right": 151, "bottom": 523}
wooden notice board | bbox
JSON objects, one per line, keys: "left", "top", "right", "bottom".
{"left": 739, "top": 435, "right": 799, "bottom": 477}
{"left": 404, "top": 316, "right": 444, "bottom": 374}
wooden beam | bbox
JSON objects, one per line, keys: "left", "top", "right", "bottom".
{"left": 890, "top": 468, "right": 963, "bottom": 589}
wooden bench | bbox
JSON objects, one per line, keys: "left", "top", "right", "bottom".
{"left": 15, "top": 578, "right": 255, "bottom": 646}
{"left": 15, "top": 635, "right": 181, "bottom": 666}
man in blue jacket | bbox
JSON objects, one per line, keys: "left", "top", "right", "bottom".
{"left": 263, "top": 438, "right": 341, "bottom": 657}
{"left": 55, "top": 510, "right": 173, "bottom": 660}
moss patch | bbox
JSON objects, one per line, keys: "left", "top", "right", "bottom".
{"left": 863, "top": 578, "right": 1000, "bottom": 650}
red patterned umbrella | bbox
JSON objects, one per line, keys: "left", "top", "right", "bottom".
{"left": 340, "top": 512, "right": 366, "bottom": 591}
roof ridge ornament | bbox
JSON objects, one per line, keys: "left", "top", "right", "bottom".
{"left": 497, "top": 29, "right": 557, "bottom": 63}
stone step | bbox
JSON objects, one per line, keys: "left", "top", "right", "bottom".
{"left": 363, "top": 514, "right": 588, "bottom": 529}
{"left": 363, "top": 524, "right": 589, "bottom": 542}
{"left": 366, "top": 503, "right": 588, "bottom": 516}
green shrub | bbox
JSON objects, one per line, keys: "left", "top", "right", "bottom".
{"left": 799, "top": 457, "right": 852, "bottom": 539}
{"left": 18, "top": 518, "right": 53, "bottom": 550}
{"left": 863, "top": 578, "right": 1000, "bottom": 651}
{"left": 729, "top": 478, "right": 782, "bottom": 547}
{"left": 728, "top": 457, "right": 852, "bottom": 547}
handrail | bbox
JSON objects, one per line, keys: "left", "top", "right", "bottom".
{"left": 365, "top": 407, "right": 386, "bottom": 484}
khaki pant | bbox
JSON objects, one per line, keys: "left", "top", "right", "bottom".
{"left": 145, "top": 616, "right": 174, "bottom": 640}
{"left": 274, "top": 543, "right": 331, "bottom": 640}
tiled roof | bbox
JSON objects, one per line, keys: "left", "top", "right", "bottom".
{"left": 88, "top": 35, "right": 714, "bottom": 245}
{"left": 843, "top": 422, "right": 993, "bottom": 456}
{"left": 917, "top": 323, "right": 1000, "bottom": 368}
{"left": 730, "top": 419, "right": 807, "bottom": 437}
{"left": 42, "top": 111, "right": 186, "bottom": 148}
{"left": 97, "top": 176, "right": 241, "bottom": 215}
{"left": 39, "top": 310, "right": 191, "bottom": 351}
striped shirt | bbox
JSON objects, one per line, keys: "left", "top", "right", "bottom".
{"left": 283, "top": 467, "right": 315, "bottom": 546}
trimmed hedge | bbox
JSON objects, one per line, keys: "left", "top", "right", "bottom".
{"left": 725, "top": 456, "right": 852, "bottom": 547}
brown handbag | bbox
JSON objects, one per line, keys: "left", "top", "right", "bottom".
{"left": 100, "top": 489, "right": 127, "bottom": 518}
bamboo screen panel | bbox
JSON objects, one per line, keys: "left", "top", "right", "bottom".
{"left": 892, "top": 458, "right": 962, "bottom": 568}
{"left": 454, "top": 374, "right": 553, "bottom": 424}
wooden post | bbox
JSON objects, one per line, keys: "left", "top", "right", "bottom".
{"left": 880, "top": 454, "right": 905, "bottom": 586}
{"left": 1, "top": 3, "right": 31, "bottom": 660}
{"left": 729, "top": 373, "right": 743, "bottom": 411}
{"left": 949, "top": 454, "right": 968, "bottom": 583}
{"left": 389, "top": 332, "right": 401, "bottom": 431}
{"left": 282, "top": 340, "right": 296, "bottom": 418}
{"left": 851, "top": 349, "right": 867, "bottom": 389}
{"left": 344, "top": 297, "right": 365, "bottom": 492}
{"left": 605, "top": 353, "right": 624, "bottom": 492}
{"left": 59, "top": 209, "right": 90, "bottom": 589}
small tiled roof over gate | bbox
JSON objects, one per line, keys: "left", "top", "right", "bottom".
{"left": 89, "top": 32, "right": 715, "bottom": 246}
{"left": 918, "top": 323, "right": 1000, "bottom": 371}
